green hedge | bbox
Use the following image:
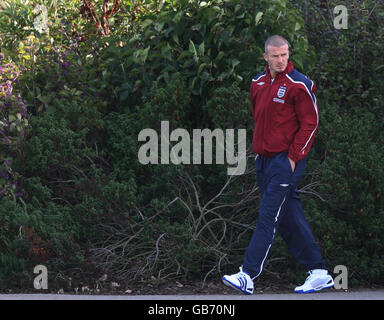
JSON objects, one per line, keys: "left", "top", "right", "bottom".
{"left": 0, "top": 0, "right": 382, "bottom": 289}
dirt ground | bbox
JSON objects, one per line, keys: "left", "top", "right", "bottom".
{"left": 2, "top": 271, "right": 379, "bottom": 296}
{"left": 61, "top": 277, "right": 295, "bottom": 296}
{"left": 123, "top": 279, "right": 294, "bottom": 296}
{"left": 0, "top": 276, "right": 295, "bottom": 296}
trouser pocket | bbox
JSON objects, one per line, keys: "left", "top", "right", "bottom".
{"left": 283, "top": 153, "right": 294, "bottom": 174}
{"left": 272, "top": 152, "right": 293, "bottom": 176}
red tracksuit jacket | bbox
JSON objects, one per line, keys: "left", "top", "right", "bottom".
{"left": 250, "top": 61, "right": 319, "bottom": 163}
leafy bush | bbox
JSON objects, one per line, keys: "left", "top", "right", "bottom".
{"left": 290, "top": 0, "right": 384, "bottom": 285}
{"left": 85, "top": 0, "right": 317, "bottom": 283}
{"left": 0, "top": 53, "right": 28, "bottom": 198}
{"left": 0, "top": 0, "right": 382, "bottom": 290}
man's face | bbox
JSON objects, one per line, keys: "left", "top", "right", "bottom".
{"left": 264, "top": 44, "right": 289, "bottom": 76}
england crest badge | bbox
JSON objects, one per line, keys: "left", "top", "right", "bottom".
{"left": 277, "top": 86, "right": 287, "bottom": 98}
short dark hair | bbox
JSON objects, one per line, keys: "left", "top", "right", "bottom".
{"left": 265, "top": 35, "right": 290, "bottom": 53}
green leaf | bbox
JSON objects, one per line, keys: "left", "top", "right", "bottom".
{"left": 37, "top": 95, "right": 51, "bottom": 104}
{"left": 197, "top": 63, "right": 207, "bottom": 75}
{"left": 142, "top": 19, "right": 153, "bottom": 29}
{"left": 198, "top": 42, "right": 205, "bottom": 56}
{"left": 189, "top": 40, "right": 198, "bottom": 62}
{"left": 231, "top": 59, "right": 240, "bottom": 67}
{"left": 255, "top": 12, "right": 263, "bottom": 25}
{"left": 155, "top": 21, "right": 165, "bottom": 32}
{"left": 215, "top": 51, "right": 225, "bottom": 61}
{"left": 173, "top": 11, "right": 183, "bottom": 24}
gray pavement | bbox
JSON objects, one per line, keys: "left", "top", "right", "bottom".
{"left": 0, "top": 289, "right": 383, "bottom": 300}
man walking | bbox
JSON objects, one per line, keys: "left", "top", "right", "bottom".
{"left": 222, "top": 35, "right": 334, "bottom": 294}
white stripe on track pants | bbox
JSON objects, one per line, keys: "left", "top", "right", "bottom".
{"left": 242, "top": 152, "right": 325, "bottom": 279}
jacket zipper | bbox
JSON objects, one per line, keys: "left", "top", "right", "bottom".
{"left": 262, "top": 77, "right": 278, "bottom": 153}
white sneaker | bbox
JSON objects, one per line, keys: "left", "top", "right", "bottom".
{"left": 294, "top": 269, "right": 334, "bottom": 293}
{"left": 222, "top": 267, "right": 254, "bottom": 295}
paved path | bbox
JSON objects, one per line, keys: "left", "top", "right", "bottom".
{"left": 0, "top": 289, "right": 383, "bottom": 300}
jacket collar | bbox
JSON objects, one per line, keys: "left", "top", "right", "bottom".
{"left": 265, "top": 60, "right": 294, "bottom": 81}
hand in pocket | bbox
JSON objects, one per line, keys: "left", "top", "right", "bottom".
{"left": 288, "top": 157, "right": 295, "bottom": 172}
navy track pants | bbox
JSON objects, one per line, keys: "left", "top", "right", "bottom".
{"left": 243, "top": 152, "right": 325, "bottom": 279}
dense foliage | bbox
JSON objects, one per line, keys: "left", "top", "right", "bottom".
{"left": 0, "top": 0, "right": 382, "bottom": 291}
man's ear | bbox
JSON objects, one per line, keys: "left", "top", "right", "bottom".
{"left": 263, "top": 52, "right": 268, "bottom": 63}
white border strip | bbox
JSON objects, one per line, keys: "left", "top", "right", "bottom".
{"left": 252, "top": 72, "right": 266, "bottom": 82}
{"left": 285, "top": 74, "right": 319, "bottom": 154}
{"left": 253, "top": 195, "right": 286, "bottom": 280}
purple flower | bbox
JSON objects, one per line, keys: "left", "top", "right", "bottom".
{"left": 61, "top": 61, "right": 71, "bottom": 68}
{"left": 0, "top": 171, "right": 9, "bottom": 180}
